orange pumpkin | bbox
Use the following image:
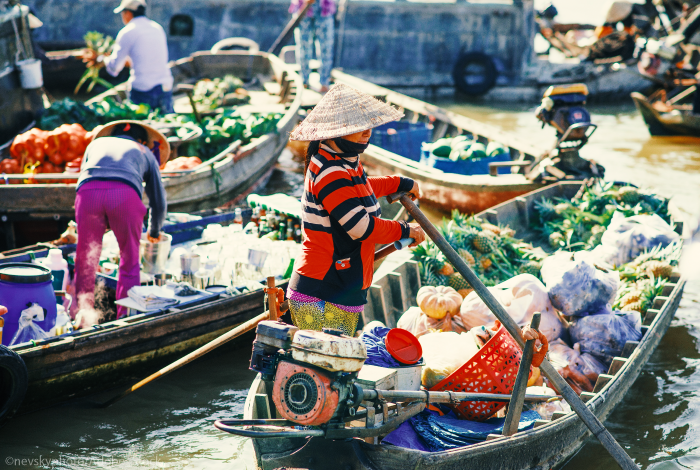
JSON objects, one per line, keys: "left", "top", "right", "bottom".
{"left": 416, "top": 285, "right": 463, "bottom": 320}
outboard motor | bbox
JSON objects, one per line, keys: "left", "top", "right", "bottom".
{"left": 534, "top": 83, "right": 603, "bottom": 180}
{"left": 249, "top": 321, "right": 366, "bottom": 427}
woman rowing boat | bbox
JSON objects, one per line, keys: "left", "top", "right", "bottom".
{"left": 286, "top": 84, "right": 426, "bottom": 336}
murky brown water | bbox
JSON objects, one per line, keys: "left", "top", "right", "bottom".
{"left": 0, "top": 101, "right": 698, "bottom": 470}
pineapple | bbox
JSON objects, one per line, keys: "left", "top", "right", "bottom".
{"left": 438, "top": 262, "right": 455, "bottom": 276}
{"left": 554, "top": 202, "right": 571, "bottom": 215}
{"left": 618, "top": 186, "right": 641, "bottom": 205}
{"left": 549, "top": 232, "right": 565, "bottom": 248}
{"left": 473, "top": 234, "right": 494, "bottom": 253}
{"left": 639, "top": 201, "right": 654, "bottom": 214}
{"left": 458, "top": 288, "right": 473, "bottom": 299}
{"left": 643, "top": 260, "right": 673, "bottom": 279}
{"left": 448, "top": 273, "right": 471, "bottom": 291}
{"left": 619, "top": 291, "right": 641, "bottom": 307}
{"left": 519, "top": 261, "right": 541, "bottom": 277}
{"left": 621, "top": 301, "right": 643, "bottom": 313}
{"left": 500, "top": 227, "right": 516, "bottom": 237}
{"left": 480, "top": 223, "right": 501, "bottom": 235}
{"left": 479, "top": 256, "right": 493, "bottom": 270}
{"left": 458, "top": 248, "right": 476, "bottom": 266}
{"left": 534, "top": 198, "right": 558, "bottom": 220}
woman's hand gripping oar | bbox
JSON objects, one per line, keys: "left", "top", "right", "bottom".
{"left": 385, "top": 191, "right": 639, "bottom": 470}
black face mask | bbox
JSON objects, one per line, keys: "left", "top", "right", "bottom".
{"left": 333, "top": 137, "right": 369, "bottom": 155}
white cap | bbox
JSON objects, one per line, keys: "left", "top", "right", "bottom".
{"left": 114, "top": 0, "right": 146, "bottom": 14}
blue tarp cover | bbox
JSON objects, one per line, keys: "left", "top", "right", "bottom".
{"left": 383, "top": 408, "right": 540, "bottom": 452}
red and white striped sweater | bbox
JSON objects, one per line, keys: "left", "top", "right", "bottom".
{"left": 289, "top": 145, "right": 413, "bottom": 306}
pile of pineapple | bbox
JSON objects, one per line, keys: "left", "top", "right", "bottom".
{"left": 535, "top": 182, "right": 672, "bottom": 251}
{"left": 613, "top": 242, "right": 681, "bottom": 315}
{"left": 412, "top": 210, "right": 547, "bottom": 294}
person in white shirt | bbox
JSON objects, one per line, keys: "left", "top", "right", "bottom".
{"left": 83, "top": 0, "right": 174, "bottom": 113}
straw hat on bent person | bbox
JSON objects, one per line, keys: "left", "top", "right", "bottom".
{"left": 289, "top": 83, "right": 404, "bottom": 142}
{"left": 95, "top": 120, "right": 171, "bottom": 166}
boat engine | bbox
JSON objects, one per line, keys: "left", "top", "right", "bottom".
{"left": 534, "top": 83, "right": 603, "bottom": 179}
{"left": 535, "top": 83, "right": 592, "bottom": 141}
{"left": 249, "top": 321, "right": 366, "bottom": 427}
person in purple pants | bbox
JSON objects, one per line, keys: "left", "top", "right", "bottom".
{"left": 73, "top": 121, "right": 169, "bottom": 320}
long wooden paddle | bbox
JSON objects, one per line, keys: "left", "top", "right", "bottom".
{"left": 100, "top": 240, "right": 406, "bottom": 408}
{"left": 268, "top": 0, "right": 314, "bottom": 55}
{"left": 386, "top": 191, "right": 638, "bottom": 470}
{"left": 502, "top": 312, "right": 540, "bottom": 436}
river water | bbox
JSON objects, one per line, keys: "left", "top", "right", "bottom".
{"left": 0, "top": 102, "right": 698, "bottom": 470}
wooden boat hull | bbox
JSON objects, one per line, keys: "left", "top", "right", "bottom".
{"left": 243, "top": 182, "right": 686, "bottom": 470}
{"left": 11, "top": 282, "right": 285, "bottom": 414}
{"left": 361, "top": 146, "right": 543, "bottom": 215}
{"left": 631, "top": 92, "right": 700, "bottom": 137}
{"left": 332, "top": 71, "right": 546, "bottom": 215}
{"left": 0, "top": 51, "right": 303, "bottom": 219}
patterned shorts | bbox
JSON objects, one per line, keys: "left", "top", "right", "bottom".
{"left": 287, "top": 289, "right": 364, "bottom": 337}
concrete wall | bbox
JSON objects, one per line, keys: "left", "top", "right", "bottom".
{"left": 26, "top": 0, "right": 534, "bottom": 87}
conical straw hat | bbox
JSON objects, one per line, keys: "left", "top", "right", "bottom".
{"left": 95, "top": 120, "right": 171, "bottom": 165}
{"left": 289, "top": 83, "right": 404, "bottom": 141}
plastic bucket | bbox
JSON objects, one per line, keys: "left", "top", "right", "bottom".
{"left": 17, "top": 59, "right": 43, "bottom": 89}
{"left": 429, "top": 327, "right": 530, "bottom": 421}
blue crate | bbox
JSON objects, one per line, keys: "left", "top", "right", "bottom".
{"left": 369, "top": 121, "right": 432, "bottom": 161}
{"left": 420, "top": 149, "right": 512, "bottom": 175}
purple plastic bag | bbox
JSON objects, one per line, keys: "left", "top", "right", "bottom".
{"left": 569, "top": 310, "right": 642, "bottom": 365}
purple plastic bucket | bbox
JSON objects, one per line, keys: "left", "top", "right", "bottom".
{"left": 0, "top": 263, "right": 57, "bottom": 346}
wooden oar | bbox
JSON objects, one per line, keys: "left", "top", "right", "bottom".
{"left": 502, "top": 312, "right": 540, "bottom": 436}
{"left": 99, "top": 309, "right": 270, "bottom": 408}
{"left": 386, "top": 191, "right": 638, "bottom": 470}
{"left": 268, "top": 0, "right": 313, "bottom": 55}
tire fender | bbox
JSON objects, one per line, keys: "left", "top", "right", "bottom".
{"left": 0, "top": 345, "right": 28, "bottom": 424}
{"left": 452, "top": 52, "right": 499, "bottom": 96}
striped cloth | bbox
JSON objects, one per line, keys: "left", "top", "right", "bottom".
{"left": 289, "top": 144, "right": 413, "bottom": 307}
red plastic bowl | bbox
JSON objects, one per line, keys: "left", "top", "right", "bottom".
{"left": 385, "top": 328, "right": 422, "bottom": 365}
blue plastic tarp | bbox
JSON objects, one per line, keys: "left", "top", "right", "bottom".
{"left": 382, "top": 408, "right": 540, "bottom": 452}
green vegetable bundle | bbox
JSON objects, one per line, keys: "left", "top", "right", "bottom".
{"left": 192, "top": 75, "right": 248, "bottom": 111}
{"left": 534, "top": 181, "right": 672, "bottom": 251}
{"left": 75, "top": 31, "right": 115, "bottom": 94}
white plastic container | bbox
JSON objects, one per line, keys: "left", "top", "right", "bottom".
{"left": 17, "top": 58, "right": 43, "bottom": 89}
{"left": 39, "top": 249, "right": 69, "bottom": 293}
{"left": 392, "top": 364, "right": 423, "bottom": 391}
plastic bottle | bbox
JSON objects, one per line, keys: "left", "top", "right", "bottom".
{"left": 294, "top": 224, "right": 302, "bottom": 243}
{"left": 39, "top": 249, "right": 70, "bottom": 306}
{"left": 233, "top": 208, "right": 243, "bottom": 225}
{"left": 278, "top": 222, "right": 286, "bottom": 241}
{"left": 251, "top": 207, "right": 261, "bottom": 226}
{"left": 286, "top": 219, "right": 294, "bottom": 241}
{"left": 258, "top": 216, "right": 269, "bottom": 238}
{"left": 51, "top": 305, "right": 73, "bottom": 336}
